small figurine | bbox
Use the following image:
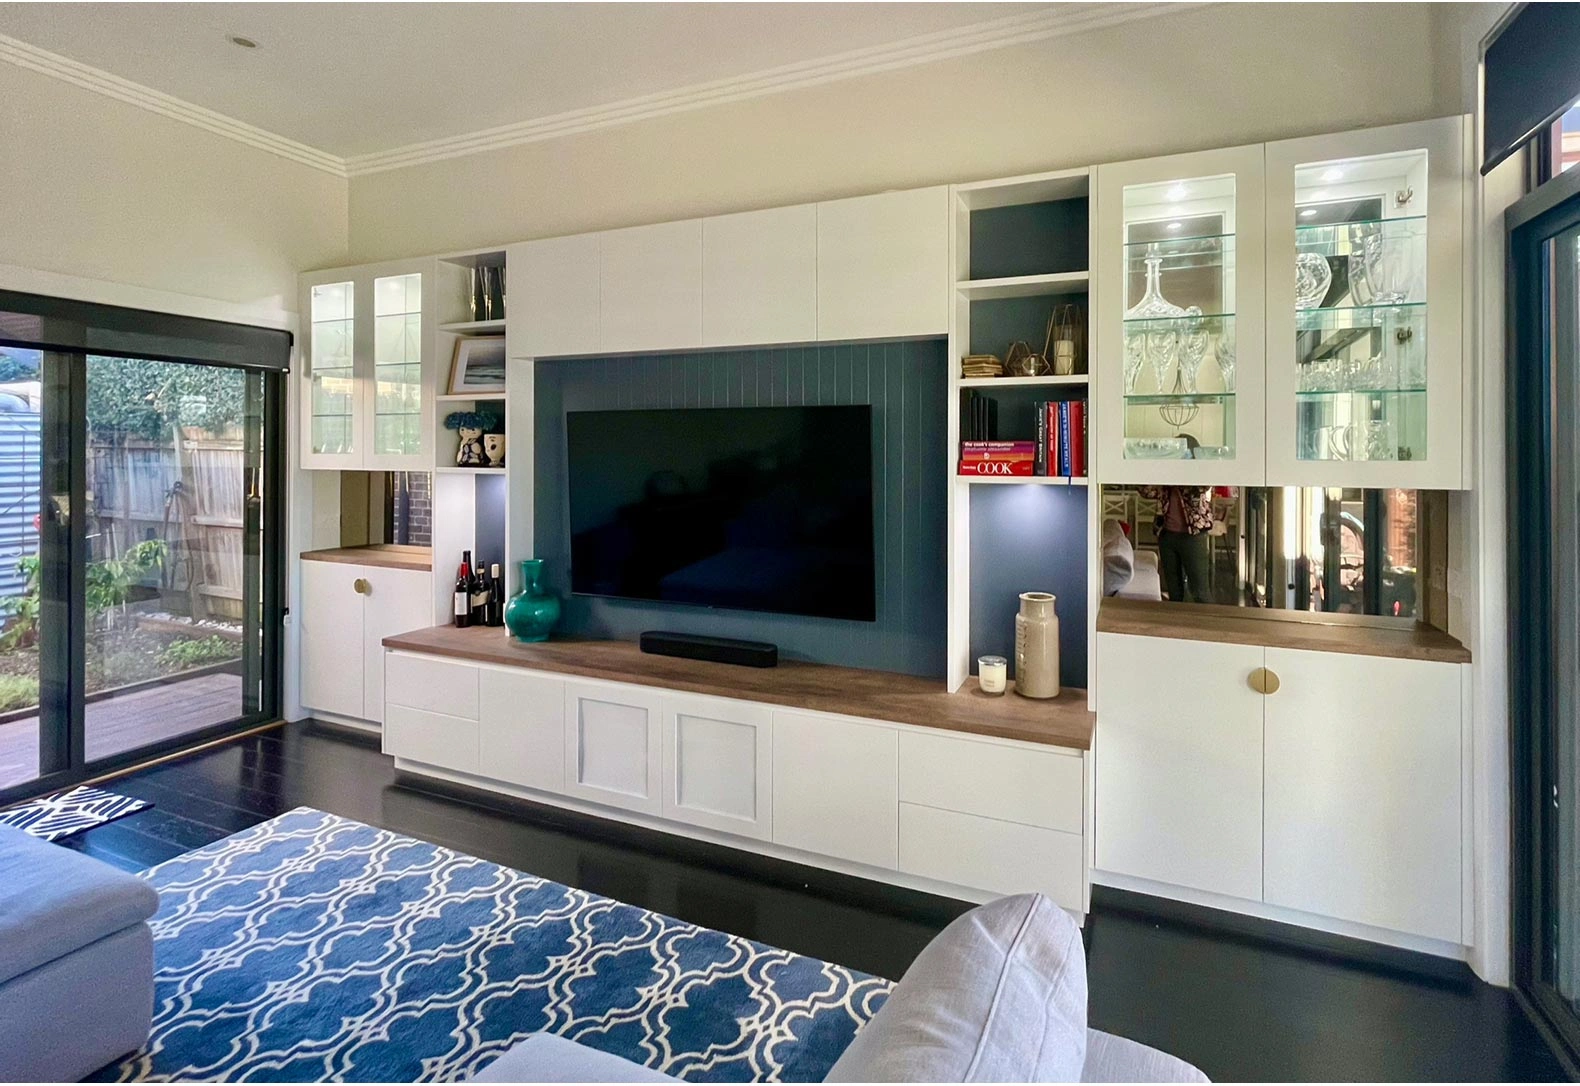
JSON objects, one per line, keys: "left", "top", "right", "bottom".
{"left": 444, "top": 410, "right": 499, "bottom": 468}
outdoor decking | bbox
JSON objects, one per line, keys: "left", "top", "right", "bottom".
{"left": 0, "top": 672, "right": 243, "bottom": 791}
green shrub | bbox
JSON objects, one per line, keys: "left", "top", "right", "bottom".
{"left": 159, "top": 636, "right": 238, "bottom": 670}
{"left": 0, "top": 674, "right": 38, "bottom": 712}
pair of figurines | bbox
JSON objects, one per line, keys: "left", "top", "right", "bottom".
{"left": 444, "top": 411, "right": 505, "bottom": 467}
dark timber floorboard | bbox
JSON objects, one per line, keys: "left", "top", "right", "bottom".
{"left": 51, "top": 720, "right": 1564, "bottom": 1082}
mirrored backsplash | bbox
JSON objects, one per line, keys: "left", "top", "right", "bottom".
{"left": 1099, "top": 484, "right": 1448, "bottom": 623}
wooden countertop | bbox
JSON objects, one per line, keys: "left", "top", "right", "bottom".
{"left": 1096, "top": 598, "right": 1471, "bottom": 664}
{"left": 301, "top": 545, "right": 432, "bottom": 572}
{"left": 382, "top": 625, "right": 1095, "bottom": 751}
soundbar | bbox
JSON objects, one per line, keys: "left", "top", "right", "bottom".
{"left": 639, "top": 631, "right": 779, "bottom": 668}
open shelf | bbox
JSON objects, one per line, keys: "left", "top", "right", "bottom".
{"left": 436, "top": 466, "right": 506, "bottom": 476}
{"left": 956, "top": 271, "right": 1089, "bottom": 299}
{"left": 959, "top": 475, "right": 1089, "bottom": 486}
{"left": 438, "top": 318, "right": 507, "bottom": 335}
{"left": 437, "top": 391, "right": 507, "bottom": 402}
{"left": 959, "top": 374, "right": 1089, "bottom": 388}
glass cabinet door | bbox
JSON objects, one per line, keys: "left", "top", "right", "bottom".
{"left": 1265, "top": 117, "right": 1466, "bottom": 489}
{"left": 1096, "top": 146, "right": 1266, "bottom": 485}
{"left": 369, "top": 271, "right": 425, "bottom": 465}
{"left": 305, "top": 279, "right": 357, "bottom": 466}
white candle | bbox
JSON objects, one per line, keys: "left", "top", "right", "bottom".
{"left": 978, "top": 655, "right": 1008, "bottom": 695}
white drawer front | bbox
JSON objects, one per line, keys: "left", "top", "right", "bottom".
{"left": 899, "top": 802, "right": 1083, "bottom": 909}
{"left": 386, "top": 654, "right": 480, "bottom": 720}
{"left": 899, "top": 731, "right": 1082, "bottom": 833}
{"left": 479, "top": 668, "right": 566, "bottom": 795}
{"left": 384, "top": 704, "right": 481, "bottom": 775}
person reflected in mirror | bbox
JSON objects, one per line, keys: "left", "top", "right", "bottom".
{"left": 1139, "top": 483, "right": 1214, "bottom": 603}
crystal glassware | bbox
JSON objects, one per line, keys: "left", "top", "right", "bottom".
{"left": 1214, "top": 323, "right": 1236, "bottom": 391}
{"left": 1294, "top": 253, "right": 1333, "bottom": 309}
{"left": 1363, "top": 419, "right": 1398, "bottom": 462}
{"left": 1179, "top": 309, "right": 1209, "bottom": 393}
{"left": 1123, "top": 329, "right": 1147, "bottom": 393}
{"left": 1367, "top": 234, "right": 1417, "bottom": 305}
{"left": 1126, "top": 245, "right": 1187, "bottom": 393}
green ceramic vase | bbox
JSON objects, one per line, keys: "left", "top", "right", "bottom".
{"left": 504, "top": 558, "right": 561, "bottom": 643}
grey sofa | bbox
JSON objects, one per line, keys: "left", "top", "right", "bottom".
{"left": 474, "top": 894, "right": 1206, "bottom": 1083}
{"left": 0, "top": 823, "right": 159, "bottom": 1082}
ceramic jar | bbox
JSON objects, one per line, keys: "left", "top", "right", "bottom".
{"left": 504, "top": 558, "right": 561, "bottom": 643}
{"left": 1014, "top": 592, "right": 1060, "bottom": 699}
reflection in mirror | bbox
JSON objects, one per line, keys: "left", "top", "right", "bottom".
{"left": 1099, "top": 484, "right": 1445, "bottom": 620}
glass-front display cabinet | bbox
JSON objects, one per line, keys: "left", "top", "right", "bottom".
{"left": 1096, "top": 145, "right": 1266, "bottom": 484}
{"left": 300, "top": 259, "right": 435, "bottom": 471}
{"left": 1264, "top": 117, "right": 1466, "bottom": 489}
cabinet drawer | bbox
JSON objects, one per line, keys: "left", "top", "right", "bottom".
{"left": 899, "top": 803, "right": 1082, "bottom": 909}
{"left": 386, "top": 653, "right": 480, "bottom": 719}
{"left": 899, "top": 731, "right": 1081, "bottom": 832}
{"left": 384, "top": 703, "right": 480, "bottom": 775}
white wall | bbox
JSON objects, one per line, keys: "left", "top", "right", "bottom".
{"left": 348, "top": 3, "right": 1454, "bottom": 261}
{"left": 0, "top": 59, "right": 346, "bottom": 324}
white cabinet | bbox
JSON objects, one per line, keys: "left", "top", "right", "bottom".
{"left": 771, "top": 708, "right": 898, "bottom": 869}
{"left": 300, "top": 258, "right": 435, "bottom": 471}
{"left": 702, "top": 205, "right": 818, "bottom": 347}
{"left": 1262, "top": 116, "right": 1467, "bottom": 489}
{"left": 563, "top": 679, "right": 664, "bottom": 815}
{"left": 1094, "top": 632, "right": 1266, "bottom": 900}
{"left": 385, "top": 705, "right": 480, "bottom": 775}
{"left": 1094, "top": 145, "right": 1268, "bottom": 486}
{"left": 817, "top": 187, "right": 950, "bottom": 341}
{"left": 1262, "top": 648, "right": 1463, "bottom": 942}
{"left": 900, "top": 804, "right": 1084, "bottom": 906}
{"left": 479, "top": 668, "right": 566, "bottom": 794}
{"left": 511, "top": 234, "right": 600, "bottom": 358}
{"left": 662, "top": 693, "right": 772, "bottom": 840}
{"left": 599, "top": 220, "right": 704, "bottom": 354}
{"left": 299, "top": 560, "right": 432, "bottom": 725}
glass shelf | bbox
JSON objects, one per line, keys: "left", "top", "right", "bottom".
{"left": 1296, "top": 387, "right": 1426, "bottom": 400}
{"left": 1295, "top": 214, "right": 1425, "bottom": 240}
{"left": 1124, "top": 312, "right": 1235, "bottom": 327}
{"left": 1123, "top": 231, "right": 1234, "bottom": 249}
{"left": 1124, "top": 392, "right": 1235, "bottom": 407}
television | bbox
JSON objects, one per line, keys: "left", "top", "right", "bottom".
{"left": 566, "top": 405, "right": 876, "bottom": 621}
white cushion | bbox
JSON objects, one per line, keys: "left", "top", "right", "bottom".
{"left": 825, "top": 894, "right": 1088, "bottom": 1082}
{"left": 1100, "top": 520, "right": 1135, "bottom": 596}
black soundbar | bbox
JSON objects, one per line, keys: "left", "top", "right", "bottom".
{"left": 639, "top": 631, "right": 779, "bottom": 668}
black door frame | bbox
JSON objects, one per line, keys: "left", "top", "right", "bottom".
{"left": 0, "top": 355, "right": 288, "bottom": 807}
{"left": 1508, "top": 161, "right": 1580, "bottom": 1071}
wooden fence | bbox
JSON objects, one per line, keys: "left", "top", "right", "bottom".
{"left": 88, "top": 427, "right": 247, "bottom": 623}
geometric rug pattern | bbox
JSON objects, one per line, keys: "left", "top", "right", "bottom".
{"left": 92, "top": 808, "right": 892, "bottom": 1082}
{"left": 0, "top": 784, "right": 149, "bottom": 841}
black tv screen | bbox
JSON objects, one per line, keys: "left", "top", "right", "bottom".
{"left": 566, "top": 405, "right": 876, "bottom": 621}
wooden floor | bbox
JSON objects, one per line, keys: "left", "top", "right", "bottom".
{"left": 51, "top": 720, "right": 1566, "bottom": 1083}
{"left": 0, "top": 672, "right": 242, "bottom": 791}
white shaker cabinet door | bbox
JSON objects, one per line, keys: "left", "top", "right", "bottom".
{"left": 360, "top": 567, "right": 435, "bottom": 726}
{"left": 563, "top": 679, "right": 665, "bottom": 815}
{"left": 299, "top": 560, "right": 367, "bottom": 720}
{"left": 1262, "top": 648, "right": 1464, "bottom": 942}
{"left": 662, "top": 693, "right": 772, "bottom": 840}
{"left": 1094, "top": 632, "right": 1266, "bottom": 901}
{"left": 816, "top": 187, "right": 949, "bottom": 342}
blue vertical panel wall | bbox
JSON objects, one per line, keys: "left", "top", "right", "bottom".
{"left": 534, "top": 340, "right": 947, "bottom": 678}
{"left": 969, "top": 485, "right": 1088, "bottom": 689}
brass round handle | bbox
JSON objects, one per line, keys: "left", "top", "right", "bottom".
{"left": 1249, "top": 667, "right": 1281, "bottom": 695}
{"left": 353, "top": 578, "right": 371, "bottom": 596}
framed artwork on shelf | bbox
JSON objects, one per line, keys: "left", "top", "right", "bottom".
{"left": 448, "top": 336, "right": 507, "bottom": 394}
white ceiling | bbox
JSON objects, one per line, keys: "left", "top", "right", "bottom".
{"left": 0, "top": 2, "right": 1076, "bottom": 163}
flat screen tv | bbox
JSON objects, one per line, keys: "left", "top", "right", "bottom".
{"left": 566, "top": 405, "right": 876, "bottom": 621}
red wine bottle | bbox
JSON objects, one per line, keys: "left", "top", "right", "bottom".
{"left": 470, "top": 563, "right": 490, "bottom": 624}
{"left": 453, "top": 550, "right": 473, "bottom": 628}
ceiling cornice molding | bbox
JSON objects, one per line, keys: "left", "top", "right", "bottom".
{"left": 344, "top": 2, "right": 1203, "bottom": 177}
{"left": 0, "top": 31, "right": 348, "bottom": 178}
{"left": 0, "top": 3, "right": 1204, "bottom": 181}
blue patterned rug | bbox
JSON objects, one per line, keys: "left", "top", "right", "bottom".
{"left": 94, "top": 807, "right": 891, "bottom": 1082}
{"left": 0, "top": 784, "right": 149, "bottom": 841}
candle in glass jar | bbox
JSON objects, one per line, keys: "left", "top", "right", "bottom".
{"left": 978, "top": 655, "right": 1008, "bottom": 695}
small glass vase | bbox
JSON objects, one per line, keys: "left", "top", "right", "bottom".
{"left": 504, "top": 558, "right": 561, "bottom": 643}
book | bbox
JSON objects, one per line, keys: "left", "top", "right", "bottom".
{"left": 959, "top": 457, "right": 1035, "bottom": 477}
{"left": 1070, "top": 399, "right": 1086, "bottom": 477}
{"left": 1034, "top": 400, "right": 1048, "bottom": 476}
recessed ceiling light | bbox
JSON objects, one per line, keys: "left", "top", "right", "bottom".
{"left": 1308, "top": 189, "right": 1328, "bottom": 202}
{"left": 1166, "top": 221, "right": 1182, "bottom": 230}
{"left": 1321, "top": 167, "right": 1344, "bottom": 182}
{"left": 1166, "top": 184, "right": 1187, "bottom": 202}
{"left": 1299, "top": 209, "right": 1318, "bottom": 218}
{"left": 227, "top": 35, "right": 259, "bottom": 49}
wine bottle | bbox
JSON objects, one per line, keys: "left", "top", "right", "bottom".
{"left": 486, "top": 563, "right": 505, "bottom": 627}
{"left": 471, "top": 563, "right": 490, "bottom": 624}
{"left": 453, "top": 550, "right": 473, "bottom": 628}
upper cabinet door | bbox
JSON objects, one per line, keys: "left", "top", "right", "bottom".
{"left": 1264, "top": 117, "right": 1468, "bottom": 489}
{"left": 302, "top": 274, "right": 361, "bottom": 470}
{"left": 1095, "top": 145, "right": 1267, "bottom": 486}
{"left": 702, "top": 205, "right": 818, "bottom": 347}
{"left": 600, "top": 220, "right": 704, "bottom": 354}
{"left": 817, "top": 187, "right": 949, "bottom": 342}
{"left": 364, "top": 260, "right": 435, "bottom": 472}
{"left": 512, "top": 234, "right": 601, "bottom": 359}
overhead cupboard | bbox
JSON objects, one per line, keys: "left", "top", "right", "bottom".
{"left": 1093, "top": 115, "right": 1468, "bottom": 489}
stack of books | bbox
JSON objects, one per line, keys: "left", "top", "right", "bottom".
{"left": 959, "top": 441, "right": 1036, "bottom": 477}
{"left": 1036, "top": 398, "right": 1088, "bottom": 478}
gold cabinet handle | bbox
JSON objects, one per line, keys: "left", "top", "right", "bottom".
{"left": 353, "top": 577, "right": 371, "bottom": 596}
{"left": 1249, "top": 667, "right": 1280, "bottom": 695}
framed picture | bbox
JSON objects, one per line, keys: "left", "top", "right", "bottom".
{"left": 448, "top": 336, "right": 507, "bottom": 394}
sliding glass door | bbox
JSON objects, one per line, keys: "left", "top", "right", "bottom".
{"left": 0, "top": 338, "right": 283, "bottom": 799}
{"left": 1510, "top": 168, "right": 1580, "bottom": 1068}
